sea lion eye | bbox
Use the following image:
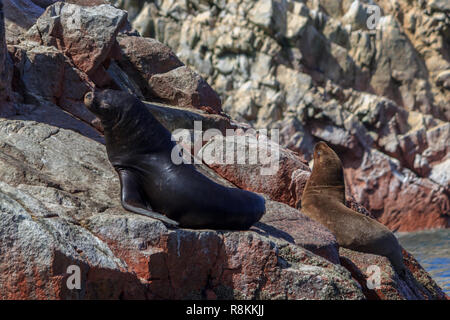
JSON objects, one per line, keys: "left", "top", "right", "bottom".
{"left": 317, "top": 151, "right": 321, "bottom": 156}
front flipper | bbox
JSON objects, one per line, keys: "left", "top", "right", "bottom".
{"left": 117, "top": 168, "right": 179, "bottom": 227}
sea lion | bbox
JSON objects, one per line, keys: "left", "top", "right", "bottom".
{"left": 84, "top": 89, "right": 265, "bottom": 230}
{"left": 301, "top": 141, "right": 406, "bottom": 274}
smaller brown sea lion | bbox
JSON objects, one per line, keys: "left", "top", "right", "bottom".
{"left": 301, "top": 141, "right": 406, "bottom": 274}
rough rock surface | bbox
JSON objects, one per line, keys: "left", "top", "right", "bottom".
{"left": 199, "top": 129, "right": 446, "bottom": 298}
{"left": 0, "top": 2, "right": 12, "bottom": 115}
{"left": 118, "top": 0, "right": 450, "bottom": 232}
{"left": 339, "top": 248, "right": 447, "bottom": 300}
{"left": 0, "top": 1, "right": 447, "bottom": 300}
{"left": 25, "top": 2, "right": 127, "bottom": 76}
{"left": 201, "top": 134, "right": 375, "bottom": 218}
{"left": 0, "top": 118, "right": 362, "bottom": 300}
{"left": 200, "top": 134, "right": 310, "bottom": 207}
{"left": 4, "top": 1, "right": 220, "bottom": 118}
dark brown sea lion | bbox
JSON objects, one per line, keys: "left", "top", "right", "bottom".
{"left": 84, "top": 89, "right": 265, "bottom": 230}
{"left": 301, "top": 141, "right": 406, "bottom": 274}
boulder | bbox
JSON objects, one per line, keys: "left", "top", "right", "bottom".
{"left": 25, "top": 2, "right": 127, "bottom": 76}
{"left": 340, "top": 248, "right": 447, "bottom": 300}
{"left": 149, "top": 66, "right": 222, "bottom": 113}
{"left": 248, "top": 0, "right": 287, "bottom": 37}
{"left": 8, "top": 43, "right": 98, "bottom": 129}
{"left": 0, "top": 0, "right": 447, "bottom": 300}
{"left": 200, "top": 134, "right": 310, "bottom": 207}
{"left": 116, "top": 35, "right": 184, "bottom": 96}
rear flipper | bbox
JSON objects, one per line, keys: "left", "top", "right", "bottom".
{"left": 117, "top": 168, "right": 179, "bottom": 227}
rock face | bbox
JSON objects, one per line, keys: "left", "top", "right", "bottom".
{"left": 0, "top": 1, "right": 447, "bottom": 300}
{"left": 0, "top": 1, "right": 13, "bottom": 115}
{"left": 0, "top": 118, "right": 445, "bottom": 300}
{"left": 118, "top": 0, "right": 450, "bottom": 232}
{"left": 199, "top": 133, "right": 446, "bottom": 299}
{"left": 0, "top": 118, "right": 362, "bottom": 300}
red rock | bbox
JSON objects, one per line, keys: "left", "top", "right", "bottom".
{"left": 201, "top": 134, "right": 310, "bottom": 207}
{"left": 255, "top": 199, "right": 340, "bottom": 264}
{"left": 149, "top": 66, "right": 222, "bottom": 114}
{"left": 343, "top": 149, "right": 450, "bottom": 231}
{"left": 339, "top": 247, "right": 447, "bottom": 300}
{"left": 26, "top": 2, "right": 127, "bottom": 76}
{"left": 116, "top": 36, "right": 184, "bottom": 96}
{"left": 87, "top": 212, "right": 361, "bottom": 300}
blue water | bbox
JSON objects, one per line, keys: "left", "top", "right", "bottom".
{"left": 397, "top": 229, "right": 450, "bottom": 295}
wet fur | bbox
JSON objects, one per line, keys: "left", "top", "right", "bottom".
{"left": 84, "top": 89, "right": 265, "bottom": 230}
{"left": 301, "top": 142, "right": 406, "bottom": 274}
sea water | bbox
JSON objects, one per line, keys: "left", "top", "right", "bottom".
{"left": 397, "top": 229, "right": 450, "bottom": 295}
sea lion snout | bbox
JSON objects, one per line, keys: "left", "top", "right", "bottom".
{"left": 314, "top": 141, "right": 329, "bottom": 155}
{"left": 84, "top": 89, "right": 136, "bottom": 118}
{"left": 313, "top": 141, "right": 330, "bottom": 163}
{"left": 84, "top": 90, "right": 117, "bottom": 118}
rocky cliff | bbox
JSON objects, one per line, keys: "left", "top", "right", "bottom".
{"left": 0, "top": 1, "right": 447, "bottom": 299}
{"left": 114, "top": 0, "right": 450, "bottom": 232}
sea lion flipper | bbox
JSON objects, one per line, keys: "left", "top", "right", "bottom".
{"left": 118, "top": 168, "right": 179, "bottom": 227}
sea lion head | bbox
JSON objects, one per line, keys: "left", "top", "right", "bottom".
{"left": 309, "top": 141, "right": 344, "bottom": 187}
{"left": 84, "top": 89, "right": 133, "bottom": 124}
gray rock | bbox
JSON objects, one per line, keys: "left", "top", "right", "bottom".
{"left": 248, "top": 0, "right": 287, "bottom": 36}
{"left": 3, "top": 0, "right": 44, "bottom": 30}
{"left": 0, "top": 0, "right": 13, "bottom": 115}
{"left": 429, "top": 0, "right": 450, "bottom": 12}
{"left": 276, "top": 65, "right": 312, "bottom": 107}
